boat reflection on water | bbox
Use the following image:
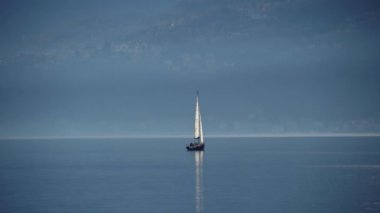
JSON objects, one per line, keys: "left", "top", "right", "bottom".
{"left": 195, "top": 151, "right": 204, "bottom": 213}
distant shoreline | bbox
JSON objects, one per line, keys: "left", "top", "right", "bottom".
{"left": 1, "top": 133, "right": 380, "bottom": 140}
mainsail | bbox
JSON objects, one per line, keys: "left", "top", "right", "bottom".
{"left": 194, "top": 92, "right": 204, "bottom": 144}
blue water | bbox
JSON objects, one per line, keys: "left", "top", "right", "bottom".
{"left": 1, "top": 137, "right": 380, "bottom": 213}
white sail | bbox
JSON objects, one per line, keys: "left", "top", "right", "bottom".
{"left": 194, "top": 92, "right": 204, "bottom": 144}
{"left": 199, "top": 113, "right": 204, "bottom": 144}
{"left": 187, "top": 91, "right": 205, "bottom": 150}
{"left": 194, "top": 94, "right": 200, "bottom": 139}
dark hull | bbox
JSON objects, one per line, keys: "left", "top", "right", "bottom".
{"left": 186, "top": 143, "right": 205, "bottom": 151}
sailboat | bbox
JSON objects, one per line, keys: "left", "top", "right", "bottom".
{"left": 187, "top": 91, "right": 205, "bottom": 151}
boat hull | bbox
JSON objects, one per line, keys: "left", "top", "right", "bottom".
{"left": 186, "top": 143, "right": 205, "bottom": 151}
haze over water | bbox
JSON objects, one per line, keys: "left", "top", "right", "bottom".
{"left": 1, "top": 0, "right": 380, "bottom": 138}
{"left": 1, "top": 136, "right": 380, "bottom": 213}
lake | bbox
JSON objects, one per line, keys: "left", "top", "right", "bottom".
{"left": 1, "top": 137, "right": 380, "bottom": 212}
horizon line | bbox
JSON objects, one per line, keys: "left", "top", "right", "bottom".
{"left": 1, "top": 132, "right": 380, "bottom": 140}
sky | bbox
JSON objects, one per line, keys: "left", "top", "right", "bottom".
{"left": 0, "top": 0, "right": 379, "bottom": 138}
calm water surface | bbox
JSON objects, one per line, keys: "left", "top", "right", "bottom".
{"left": 1, "top": 137, "right": 380, "bottom": 212}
